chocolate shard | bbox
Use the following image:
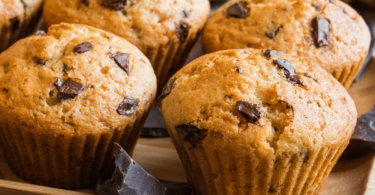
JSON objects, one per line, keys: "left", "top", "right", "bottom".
{"left": 287, "top": 75, "right": 303, "bottom": 85}
{"left": 312, "top": 17, "right": 330, "bottom": 47}
{"left": 227, "top": 2, "right": 247, "bottom": 18}
{"left": 158, "top": 78, "right": 177, "bottom": 100}
{"left": 117, "top": 97, "right": 138, "bottom": 115}
{"left": 9, "top": 17, "right": 20, "bottom": 31}
{"left": 235, "top": 66, "right": 244, "bottom": 74}
{"left": 102, "top": 0, "right": 127, "bottom": 11}
{"left": 183, "top": 10, "right": 190, "bottom": 18}
{"left": 265, "top": 26, "right": 282, "bottom": 39}
{"left": 112, "top": 52, "right": 130, "bottom": 75}
{"left": 262, "top": 49, "right": 283, "bottom": 58}
{"left": 33, "top": 56, "right": 46, "bottom": 66}
{"left": 82, "top": 0, "right": 90, "bottom": 6}
{"left": 74, "top": 42, "right": 93, "bottom": 53}
{"left": 96, "top": 143, "right": 166, "bottom": 195}
{"left": 175, "top": 125, "right": 209, "bottom": 148}
{"left": 236, "top": 101, "right": 262, "bottom": 123}
{"left": 57, "top": 78, "right": 84, "bottom": 102}
{"left": 34, "top": 30, "right": 46, "bottom": 36}
{"left": 175, "top": 21, "right": 190, "bottom": 43}
{"left": 54, "top": 78, "right": 63, "bottom": 89}
{"left": 273, "top": 59, "right": 297, "bottom": 76}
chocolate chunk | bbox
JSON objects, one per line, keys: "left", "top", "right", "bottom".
{"left": 112, "top": 52, "right": 130, "bottom": 75}
{"left": 312, "top": 17, "right": 330, "bottom": 47}
{"left": 96, "top": 143, "right": 166, "bottom": 195}
{"left": 175, "top": 21, "right": 190, "bottom": 43}
{"left": 57, "top": 78, "right": 84, "bottom": 102}
{"left": 34, "top": 30, "right": 46, "bottom": 36}
{"left": 183, "top": 10, "right": 190, "bottom": 18}
{"left": 235, "top": 66, "right": 244, "bottom": 74}
{"left": 33, "top": 56, "right": 46, "bottom": 66}
{"left": 102, "top": 0, "right": 127, "bottom": 11}
{"left": 236, "top": 101, "right": 262, "bottom": 123}
{"left": 265, "top": 26, "right": 282, "bottom": 39}
{"left": 262, "top": 49, "right": 283, "bottom": 58}
{"left": 158, "top": 78, "right": 177, "bottom": 100}
{"left": 54, "top": 78, "right": 63, "bottom": 89}
{"left": 175, "top": 125, "right": 208, "bottom": 148}
{"left": 117, "top": 97, "right": 138, "bottom": 115}
{"left": 273, "top": 59, "right": 297, "bottom": 76}
{"left": 287, "top": 75, "right": 303, "bottom": 85}
{"left": 9, "top": 17, "right": 20, "bottom": 31}
{"left": 2, "top": 88, "right": 9, "bottom": 93}
{"left": 82, "top": 0, "right": 89, "bottom": 6}
{"left": 74, "top": 42, "right": 93, "bottom": 53}
{"left": 227, "top": 2, "right": 247, "bottom": 18}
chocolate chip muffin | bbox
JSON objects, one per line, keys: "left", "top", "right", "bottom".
{"left": 0, "top": 0, "right": 43, "bottom": 52}
{"left": 160, "top": 48, "right": 357, "bottom": 195}
{"left": 43, "top": 0, "right": 210, "bottom": 95}
{"left": 202, "top": 0, "right": 371, "bottom": 89}
{"left": 0, "top": 23, "right": 156, "bottom": 189}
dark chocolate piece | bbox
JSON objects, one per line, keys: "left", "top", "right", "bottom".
{"left": 236, "top": 101, "right": 262, "bottom": 123}
{"left": 33, "top": 56, "right": 46, "bottom": 66}
{"left": 34, "top": 30, "right": 46, "bottom": 36}
{"left": 74, "top": 42, "right": 93, "bottom": 53}
{"left": 82, "top": 0, "right": 89, "bottom": 6}
{"left": 102, "top": 0, "right": 127, "bottom": 11}
{"left": 57, "top": 78, "right": 84, "bottom": 102}
{"left": 117, "top": 97, "right": 138, "bottom": 115}
{"left": 9, "top": 17, "right": 20, "bottom": 31}
{"left": 312, "top": 17, "right": 330, "bottom": 47}
{"left": 96, "top": 143, "right": 166, "bottom": 195}
{"left": 235, "top": 66, "right": 244, "bottom": 74}
{"left": 175, "top": 21, "right": 190, "bottom": 43}
{"left": 262, "top": 49, "right": 283, "bottom": 58}
{"left": 158, "top": 78, "right": 177, "bottom": 100}
{"left": 265, "top": 26, "right": 282, "bottom": 39}
{"left": 273, "top": 59, "right": 297, "bottom": 76}
{"left": 227, "top": 2, "right": 247, "bottom": 18}
{"left": 183, "top": 10, "right": 190, "bottom": 18}
{"left": 54, "top": 78, "right": 63, "bottom": 89}
{"left": 175, "top": 125, "right": 209, "bottom": 148}
{"left": 112, "top": 52, "right": 130, "bottom": 75}
{"left": 287, "top": 75, "right": 303, "bottom": 85}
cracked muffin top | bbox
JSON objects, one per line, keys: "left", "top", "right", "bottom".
{"left": 43, "top": 0, "right": 210, "bottom": 51}
{"left": 0, "top": 0, "right": 43, "bottom": 28}
{"left": 0, "top": 23, "right": 156, "bottom": 135}
{"left": 160, "top": 48, "right": 357, "bottom": 153}
{"left": 202, "top": 0, "right": 371, "bottom": 89}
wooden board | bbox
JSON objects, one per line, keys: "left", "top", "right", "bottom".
{"left": 0, "top": 50, "right": 374, "bottom": 195}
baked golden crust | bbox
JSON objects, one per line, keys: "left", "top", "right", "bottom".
{"left": 0, "top": 22, "right": 156, "bottom": 135}
{"left": 202, "top": 0, "right": 371, "bottom": 89}
{"left": 160, "top": 48, "right": 357, "bottom": 194}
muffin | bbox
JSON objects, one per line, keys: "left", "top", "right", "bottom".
{"left": 202, "top": 0, "right": 371, "bottom": 89}
{"left": 160, "top": 48, "right": 357, "bottom": 195}
{"left": 0, "top": 0, "right": 43, "bottom": 52}
{"left": 43, "top": 0, "right": 210, "bottom": 94}
{"left": 0, "top": 23, "right": 156, "bottom": 189}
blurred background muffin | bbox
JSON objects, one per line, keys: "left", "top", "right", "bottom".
{"left": 160, "top": 48, "right": 357, "bottom": 195}
{"left": 0, "top": 0, "right": 43, "bottom": 52}
{"left": 43, "top": 0, "right": 210, "bottom": 95}
{"left": 0, "top": 23, "right": 156, "bottom": 189}
{"left": 202, "top": 0, "right": 371, "bottom": 89}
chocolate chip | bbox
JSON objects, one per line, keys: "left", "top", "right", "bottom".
{"left": 117, "top": 97, "right": 138, "bottom": 115}
{"left": 265, "top": 26, "right": 282, "bottom": 39}
{"left": 74, "top": 42, "right": 93, "bottom": 53}
{"left": 2, "top": 88, "right": 9, "bottom": 93}
{"left": 236, "top": 101, "right": 262, "bottom": 123}
{"left": 175, "top": 125, "right": 209, "bottom": 148}
{"left": 57, "top": 79, "right": 84, "bottom": 102}
{"left": 34, "top": 30, "right": 46, "bottom": 36}
{"left": 82, "top": 0, "right": 89, "bottom": 6}
{"left": 183, "top": 10, "right": 190, "bottom": 18}
{"left": 33, "top": 56, "right": 46, "bottom": 66}
{"left": 54, "top": 78, "right": 63, "bottom": 89}
{"left": 112, "top": 52, "right": 130, "bottom": 75}
{"left": 175, "top": 21, "right": 190, "bottom": 43}
{"left": 262, "top": 49, "right": 283, "bottom": 58}
{"left": 9, "top": 17, "right": 20, "bottom": 31}
{"left": 102, "top": 0, "right": 127, "bottom": 11}
{"left": 227, "top": 2, "right": 247, "bottom": 18}
{"left": 158, "top": 78, "right": 176, "bottom": 100}
{"left": 273, "top": 59, "right": 297, "bottom": 76}
{"left": 287, "top": 75, "right": 303, "bottom": 85}
{"left": 312, "top": 17, "right": 330, "bottom": 47}
{"left": 235, "top": 65, "right": 244, "bottom": 74}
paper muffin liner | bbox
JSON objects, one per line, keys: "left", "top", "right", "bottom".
{"left": 0, "top": 106, "right": 152, "bottom": 190}
{"left": 168, "top": 131, "right": 349, "bottom": 195}
{"left": 0, "top": 4, "right": 43, "bottom": 52}
{"left": 144, "top": 32, "right": 200, "bottom": 95}
{"left": 333, "top": 54, "right": 367, "bottom": 89}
